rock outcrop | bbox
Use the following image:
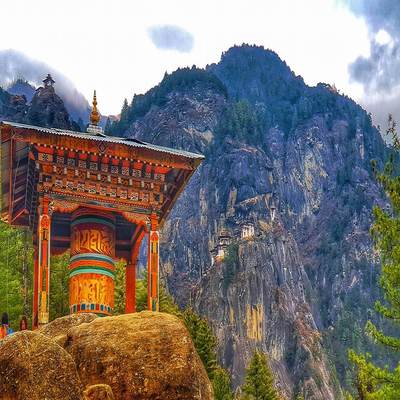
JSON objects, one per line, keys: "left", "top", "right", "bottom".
{"left": 0, "top": 313, "right": 212, "bottom": 400}
{"left": 0, "top": 331, "right": 82, "bottom": 400}
{"left": 0, "top": 80, "right": 79, "bottom": 130}
{"left": 38, "top": 313, "right": 98, "bottom": 346}
{"left": 25, "top": 84, "right": 74, "bottom": 129}
{"left": 64, "top": 312, "right": 213, "bottom": 400}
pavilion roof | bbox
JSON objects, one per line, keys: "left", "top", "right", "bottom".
{"left": 1, "top": 121, "right": 204, "bottom": 161}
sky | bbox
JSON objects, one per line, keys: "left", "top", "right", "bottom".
{"left": 0, "top": 0, "right": 397, "bottom": 128}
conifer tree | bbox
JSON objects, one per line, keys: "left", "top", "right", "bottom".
{"left": 212, "top": 367, "right": 234, "bottom": 400}
{"left": 120, "top": 98, "right": 129, "bottom": 121}
{"left": 183, "top": 308, "right": 218, "bottom": 376}
{"left": 242, "top": 350, "right": 280, "bottom": 400}
{"left": 349, "top": 115, "right": 400, "bottom": 398}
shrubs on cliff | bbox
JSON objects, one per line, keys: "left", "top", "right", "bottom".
{"left": 348, "top": 117, "right": 400, "bottom": 398}
{"left": 110, "top": 66, "right": 227, "bottom": 135}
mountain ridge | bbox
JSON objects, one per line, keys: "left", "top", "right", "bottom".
{"left": 110, "top": 44, "right": 391, "bottom": 399}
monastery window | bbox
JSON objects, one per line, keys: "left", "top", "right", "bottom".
{"left": 101, "top": 164, "right": 108, "bottom": 173}
{"left": 66, "top": 181, "right": 74, "bottom": 190}
{"left": 144, "top": 172, "right": 151, "bottom": 179}
{"left": 241, "top": 225, "right": 255, "bottom": 239}
{"left": 89, "top": 162, "right": 98, "bottom": 171}
{"left": 56, "top": 156, "right": 65, "bottom": 164}
{"left": 120, "top": 189, "right": 127, "bottom": 199}
{"left": 110, "top": 188, "right": 117, "bottom": 197}
{"left": 111, "top": 165, "right": 119, "bottom": 174}
{"left": 100, "top": 186, "right": 107, "bottom": 196}
{"left": 55, "top": 179, "right": 63, "bottom": 189}
{"left": 67, "top": 158, "right": 75, "bottom": 167}
{"left": 77, "top": 183, "right": 85, "bottom": 192}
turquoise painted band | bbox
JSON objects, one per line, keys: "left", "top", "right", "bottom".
{"left": 69, "top": 266, "right": 115, "bottom": 279}
{"left": 70, "top": 253, "right": 115, "bottom": 265}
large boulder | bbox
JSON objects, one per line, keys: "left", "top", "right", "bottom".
{"left": 64, "top": 311, "right": 213, "bottom": 400}
{"left": 38, "top": 313, "right": 98, "bottom": 346}
{"left": 0, "top": 330, "right": 82, "bottom": 400}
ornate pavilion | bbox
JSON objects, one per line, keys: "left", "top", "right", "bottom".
{"left": 0, "top": 85, "right": 203, "bottom": 328}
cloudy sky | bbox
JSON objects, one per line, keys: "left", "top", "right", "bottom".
{"left": 0, "top": 0, "right": 398, "bottom": 127}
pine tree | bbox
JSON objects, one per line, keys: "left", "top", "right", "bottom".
{"left": 212, "top": 367, "right": 234, "bottom": 400}
{"left": 183, "top": 308, "right": 218, "bottom": 376}
{"left": 242, "top": 350, "right": 280, "bottom": 400}
{"left": 120, "top": 98, "right": 129, "bottom": 121}
{"left": 49, "top": 253, "right": 70, "bottom": 320}
{"left": 349, "top": 115, "right": 400, "bottom": 399}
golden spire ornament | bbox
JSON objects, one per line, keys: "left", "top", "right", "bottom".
{"left": 90, "top": 90, "right": 101, "bottom": 126}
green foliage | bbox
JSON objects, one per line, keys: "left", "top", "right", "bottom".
{"left": 183, "top": 308, "right": 218, "bottom": 376}
{"left": 349, "top": 115, "right": 400, "bottom": 398}
{"left": 223, "top": 243, "right": 239, "bottom": 292}
{"left": 0, "top": 223, "right": 32, "bottom": 330}
{"left": 110, "top": 67, "right": 227, "bottom": 135}
{"left": 216, "top": 101, "right": 263, "bottom": 145}
{"left": 241, "top": 350, "right": 280, "bottom": 400}
{"left": 135, "top": 270, "right": 181, "bottom": 316}
{"left": 212, "top": 367, "right": 234, "bottom": 400}
{"left": 113, "top": 260, "right": 126, "bottom": 315}
{"left": 49, "top": 253, "right": 70, "bottom": 320}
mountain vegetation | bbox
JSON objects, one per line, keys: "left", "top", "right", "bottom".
{"left": 107, "top": 44, "right": 393, "bottom": 398}
{"left": 348, "top": 117, "right": 400, "bottom": 398}
{"left": 242, "top": 350, "right": 280, "bottom": 400}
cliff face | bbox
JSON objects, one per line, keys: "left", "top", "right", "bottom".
{"left": 118, "top": 45, "right": 391, "bottom": 399}
{"left": 0, "top": 83, "right": 78, "bottom": 130}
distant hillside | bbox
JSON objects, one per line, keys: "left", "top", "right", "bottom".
{"left": 109, "top": 44, "right": 392, "bottom": 399}
{"left": 0, "top": 49, "right": 91, "bottom": 125}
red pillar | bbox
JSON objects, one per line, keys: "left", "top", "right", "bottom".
{"left": 147, "top": 214, "right": 160, "bottom": 312}
{"left": 32, "top": 248, "right": 39, "bottom": 330}
{"left": 126, "top": 228, "right": 145, "bottom": 313}
{"left": 38, "top": 198, "right": 51, "bottom": 326}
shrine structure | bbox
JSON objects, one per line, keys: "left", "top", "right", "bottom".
{"left": 0, "top": 85, "right": 203, "bottom": 328}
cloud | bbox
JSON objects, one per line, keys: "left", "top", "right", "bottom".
{"left": 343, "top": 0, "right": 400, "bottom": 93}
{"left": 147, "top": 25, "right": 194, "bottom": 53}
{"left": 0, "top": 49, "right": 90, "bottom": 121}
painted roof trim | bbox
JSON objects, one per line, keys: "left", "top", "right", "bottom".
{"left": 0, "top": 121, "right": 204, "bottom": 160}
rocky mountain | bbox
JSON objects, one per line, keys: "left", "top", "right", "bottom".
{"left": 6, "top": 78, "right": 36, "bottom": 102}
{"left": 0, "top": 80, "right": 78, "bottom": 130}
{"left": 111, "top": 45, "right": 393, "bottom": 399}
{"left": 0, "top": 49, "right": 91, "bottom": 124}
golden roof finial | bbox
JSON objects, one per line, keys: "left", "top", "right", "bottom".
{"left": 90, "top": 90, "right": 101, "bottom": 126}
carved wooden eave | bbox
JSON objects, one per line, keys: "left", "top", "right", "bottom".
{"left": 0, "top": 121, "right": 204, "bottom": 258}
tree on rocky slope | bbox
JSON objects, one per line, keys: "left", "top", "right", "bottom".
{"left": 241, "top": 350, "right": 280, "bottom": 400}
{"left": 349, "top": 116, "right": 400, "bottom": 399}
